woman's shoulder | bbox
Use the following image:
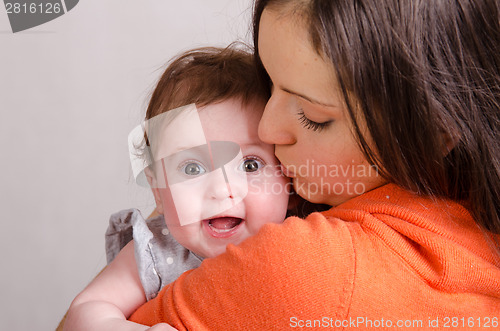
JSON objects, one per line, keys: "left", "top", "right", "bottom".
{"left": 324, "top": 183, "right": 475, "bottom": 230}
{"left": 253, "top": 209, "right": 359, "bottom": 258}
{"left": 193, "top": 213, "right": 357, "bottom": 326}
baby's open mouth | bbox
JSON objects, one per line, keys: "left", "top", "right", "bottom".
{"left": 207, "top": 217, "right": 243, "bottom": 233}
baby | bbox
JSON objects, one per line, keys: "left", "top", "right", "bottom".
{"left": 63, "top": 45, "right": 290, "bottom": 331}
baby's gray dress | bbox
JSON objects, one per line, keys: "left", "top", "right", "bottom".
{"left": 105, "top": 209, "right": 203, "bottom": 300}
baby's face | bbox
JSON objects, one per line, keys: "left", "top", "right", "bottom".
{"left": 151, "top": 98, "right": 290, "bottom": 258}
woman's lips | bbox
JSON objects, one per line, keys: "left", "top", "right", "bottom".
{"left": 280, "top": 164, "right": 296, "bottom": 178}
{"left": 202, "top": 217, "right": 244, "bottom": 238}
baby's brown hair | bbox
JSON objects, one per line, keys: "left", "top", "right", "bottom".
{"left": 138, "top": 44, "right": 270, "bottom": 171}
{"left": 145, "top": 44, "right": 269, "bottom": 122}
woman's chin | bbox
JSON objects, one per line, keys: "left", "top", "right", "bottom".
{"left": 293, "top": 178, "right": 325, "bottom": 204}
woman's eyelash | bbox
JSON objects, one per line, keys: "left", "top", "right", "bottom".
{"left": 297, "top": 110, "right": 332, "bottom": 132}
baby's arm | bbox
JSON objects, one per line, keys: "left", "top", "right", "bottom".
{"left": 63, "top": 241, "right": 175, "bottom": 331}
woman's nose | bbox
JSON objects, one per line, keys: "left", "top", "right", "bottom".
{"left": 258, "top": 91, "right": 296, "bottom": 146}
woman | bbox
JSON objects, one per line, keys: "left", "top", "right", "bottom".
{"left": 81, "top": 0, "right": 500, "bottom": 329}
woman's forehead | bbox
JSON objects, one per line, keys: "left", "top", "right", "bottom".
{"left": 258, "top": 9, "right": 341, "bottom": 108}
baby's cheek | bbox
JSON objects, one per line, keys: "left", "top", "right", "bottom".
{"left": 246, "top": 185, "right": 289, "bottom": 230}
{"left": 247, "top": 170, "right": 290, "bottom": 195}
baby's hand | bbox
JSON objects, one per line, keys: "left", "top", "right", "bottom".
{"left": 147, "top": 323, "right": 178, "bottom": 331}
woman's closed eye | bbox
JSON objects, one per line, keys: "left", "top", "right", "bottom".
{"left": 297, "top": 110, "right": 333, "bottom": 132}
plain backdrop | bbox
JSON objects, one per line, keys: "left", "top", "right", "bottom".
{"left": 0, "top": 1, "right": 253, "bottom": 330}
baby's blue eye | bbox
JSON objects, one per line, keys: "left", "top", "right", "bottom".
{"left": 240, "top": 158, "right": 264, "bottom": 173}
{"left": 181, "top": 162, "right": 206, "bottom": 176}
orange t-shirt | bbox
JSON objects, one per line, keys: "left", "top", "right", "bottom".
{"left": 130, "top": 184, "right": 500, "bottom": 330}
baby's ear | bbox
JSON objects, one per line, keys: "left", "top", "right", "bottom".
{"left": 145, "top": 167, "right": 164, "bottom": 215}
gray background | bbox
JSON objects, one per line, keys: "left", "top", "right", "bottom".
{"left": 0, "top": 1, "right": 253, "bottom": 330}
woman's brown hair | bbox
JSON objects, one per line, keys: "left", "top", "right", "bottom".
{"left": 253, "top": 0, "right": 500, "bottom": 234}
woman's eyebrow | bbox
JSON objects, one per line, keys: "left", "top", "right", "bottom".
{"left": 280, "top": 86, "right": 339, "bottom": 108}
